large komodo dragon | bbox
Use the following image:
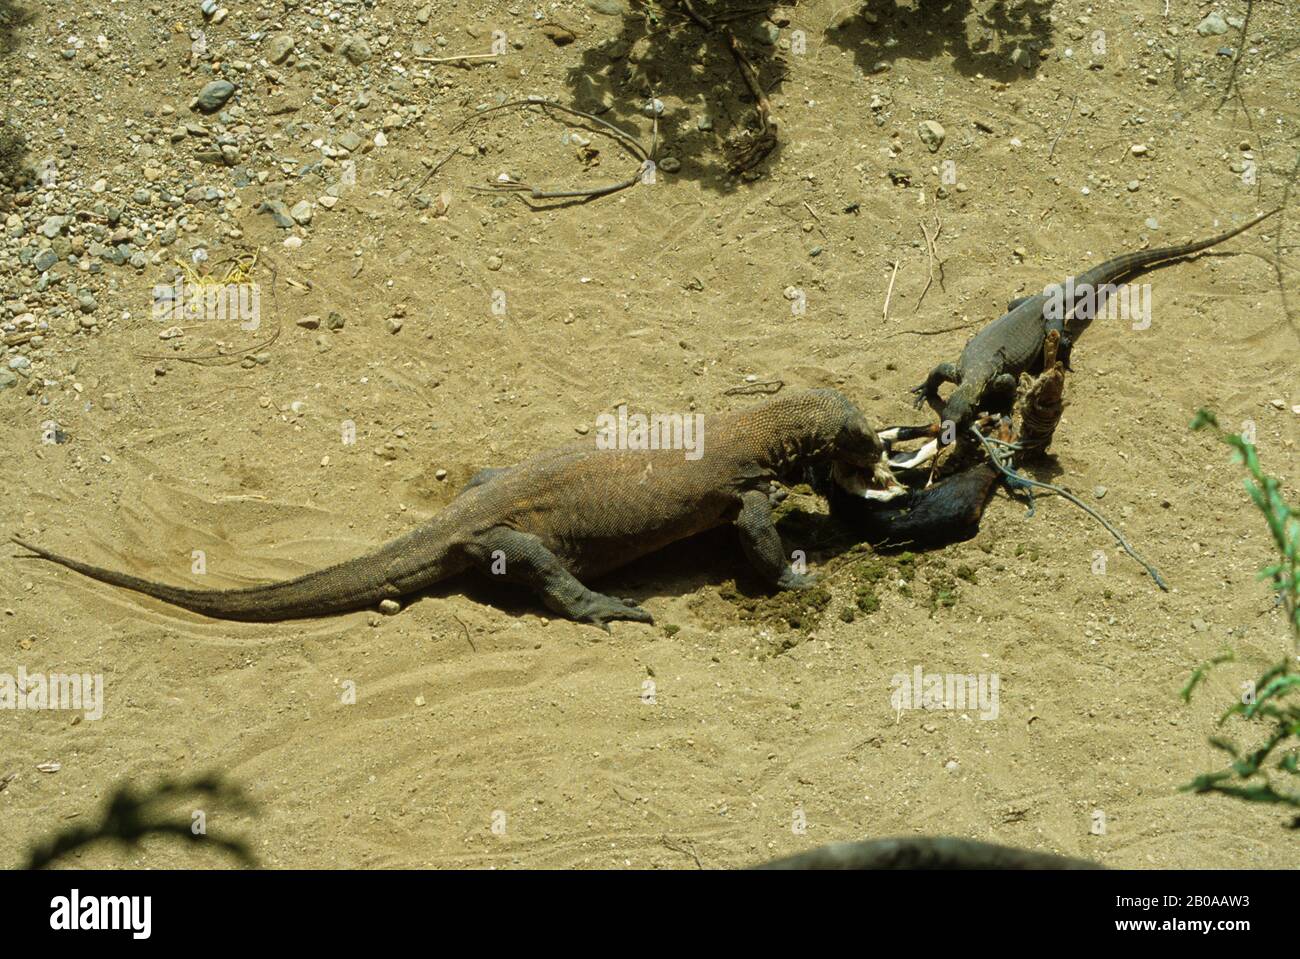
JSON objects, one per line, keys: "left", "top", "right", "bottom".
{"left": 13, "top": 389, "right": 906, "bottom": 629}
{"left": 912, "top": 208, "right": 1280, "bottom": 434}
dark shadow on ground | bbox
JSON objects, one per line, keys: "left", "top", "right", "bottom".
{"left": 824, "top": 0, "right": 1054, "bottom": 82}
{"left": 563, "top": 0, "right": 1053, "bottom": 192}
{"left": 0, "top": 1, "right": 37, "bottom": 201}
{"left": 26, "top": 774, "right": 257, "bottom": 869}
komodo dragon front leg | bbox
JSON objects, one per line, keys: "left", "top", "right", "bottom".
{"left": 735, "top": 489, "right": 817, "bottom": 589}
{"left": 466, "top": 527, "right": 653, "bottom": 630}
{"left": 910, "top": 362, "right": 959, "bottom": 415}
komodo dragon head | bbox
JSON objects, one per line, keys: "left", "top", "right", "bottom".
{"left": 793, "top": 389, "right": 908, "bottom": 503}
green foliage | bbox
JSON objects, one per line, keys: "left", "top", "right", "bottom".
{"left": 1182, "top": 410, "right": 1300, "bottom": 826}
{"left": 1190, "top": 410, "right": 1300, "bottom": 636}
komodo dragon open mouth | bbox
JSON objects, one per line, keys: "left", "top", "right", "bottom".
{"left": 831, "top": 454, "right": 910, "bottom": 503}
{"left": 831, "top": 418, "right": 979, "bottom": 502}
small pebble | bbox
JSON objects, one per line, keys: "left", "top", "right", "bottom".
{"left": 917, "top": 120, "right": 946, "bottom": 152}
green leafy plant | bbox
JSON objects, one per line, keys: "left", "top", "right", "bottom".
{"left": 1181, "top": 410, "right": 1300, "bottom": 825}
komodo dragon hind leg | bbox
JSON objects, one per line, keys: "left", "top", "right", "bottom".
{"left": 468, "top": 527, "right": 653, "bottom": 631}
{"left": 736, "top": 490, "right": 816, "bottom": 590}
{"left": 455, "top": 467, "right": 510, "bottom": 497}
{"left": 984, "top": 373, "right": 1019, "bottom": 414}
{"left": 910, "top": 362, "right": 959, "bottom": 414}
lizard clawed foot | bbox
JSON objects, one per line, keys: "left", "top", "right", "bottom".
{"left": 908, "top": 384, "right": 928, "bottom": 410}
{"left": 777, "top": 571, "right": 820, "bottom": 591}
{"left": 580, "top": 594, "right": 654, "bottom": 630}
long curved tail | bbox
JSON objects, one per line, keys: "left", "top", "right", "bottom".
{"left": 12, "top": 523, "right": 464, "bottom": 621}
{"left": 1076, "top": 207, "right": 1280, "bottom": 290}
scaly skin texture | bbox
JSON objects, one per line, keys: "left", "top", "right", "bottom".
{"left": 12, "top": 389, "right": 900, "bottom": 629}
{"left": 912, "top": 208, "right": 1280, "bottom": 433}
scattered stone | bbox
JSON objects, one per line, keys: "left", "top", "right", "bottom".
{"left": 341, "top": 35, "right": 373, "bottom": 65}
{"left": 325, "top": 311, "right": 346, "bottom": 331}
{"left": 659, "top": 156, "right": 681, "bottom": 173}
{"left": 318, "top": 195, "right": 338, "bottom": 209}
{"left": 33, "top": 249, "right": 60, "bottom": 273}
{"left": 378, "top": 599, "right": 401, "bottom": 615}
{"left": 917, "top": 120, "right": 946, "bottom": 152}
{"left": 193, "top": 80, "right": 236, "bottom": 113}
{"left": 268, "top": 33, "right": 295, "bottom": 64}
{"left": 0, "top": 370, "right": 17, "bottom": 389}
{"left": 1196, "top": 13, "right": 1229, "bottom": 36}
{"left": 386, "top": 318, "right": 403, "bottom": 334}
{"left": 39, "top": 215, "right": 70, "bottom": 238}
{"left": 338, "top": 131, "right": 363, "bottom": 153}
{"left": 297, "top": 314, "right": 321, "bottom": 329}
{"left": 541, "top": 24, "right": 576, "bottom": 46}
{"left": 259, "top": 199, "right": 295, "bottom": 228}
{"left": 289, "top": 200, "right": 313, "bottom": 225}
{"left": 1094, "top": 485, "right": 1107, "bottom": 499}
{"left": 486, "top": 255, "right": 503, "bottom": 271}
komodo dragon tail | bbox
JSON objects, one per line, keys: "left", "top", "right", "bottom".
{"left": 11, "top": 523, "right": 464, "bottom": 621}
{"left": 1074, "top": 207, "right": 1280, "bottom": 290}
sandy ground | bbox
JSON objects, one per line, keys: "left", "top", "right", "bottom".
{"left": 1, "top": 0, "right": 1298, "bottom": 868}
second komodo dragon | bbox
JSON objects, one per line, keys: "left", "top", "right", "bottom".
{"left": 13, "top": 389, "right": 905, "bottom": 629}
{"left": 912, "top": 208, "right": 1280, "bottom": 434}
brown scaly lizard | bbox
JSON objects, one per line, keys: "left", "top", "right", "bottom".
{"left": 12, "top": 389, "right": 905, "bottom": 629}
